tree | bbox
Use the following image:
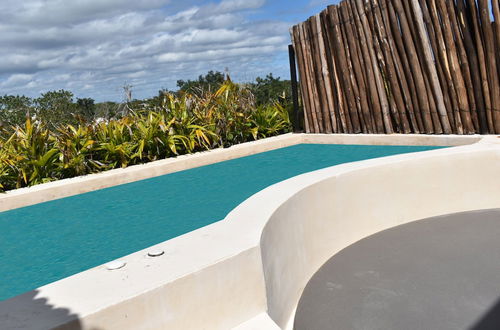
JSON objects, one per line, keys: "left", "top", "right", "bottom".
{"left": 0, "top": 95, "right": 34, "bottom": 127}
{"left": 176, "top": 71, "right": 225, "bottom": 93}
{"left": 35, "top": 90, "right": 78, "bottom": 128}
{"left": 95, "top": 102, "right": 119, "bottom": 120}
{"left": 35, "top": 90, "right": 73, "bottom": 110}
{"left": 76, "top": 98, "right": 96, "bottom": 121}
{"left": 249, "top": 73, "right": 292, "bottom": 106}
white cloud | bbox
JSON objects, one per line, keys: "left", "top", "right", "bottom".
{"left": 308, "top": 0, "right": 333, "bottom": 7}
{"left": 1, "top": 74, "right": 33, "bottom": 87}
{"left": 5, "top": 0, "right": 171, "bottom": 25}
{"left": 199, "top": 0, "right": 266, "bottom": 15}
{"left": 0, "top": 0, "right": 295, "bottom": 101}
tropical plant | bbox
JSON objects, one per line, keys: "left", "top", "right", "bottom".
{"left": 251, "top": 102, "right": 292, "bottom": 139}
{"left": 0, "top": 80, "right": 291, "bottom": 192}
{"left": 2, "top": 119, "right": 60, "bottom": 188}
{"left": 56, "top": 124, "right": 100, "bottom": 177}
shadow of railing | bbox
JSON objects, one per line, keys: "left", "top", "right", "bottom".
{"left": 470, "top": 297, "right": 500, "bottom": 330}
{"left": 0, "top": 289, "right": 92, "bottom": 330}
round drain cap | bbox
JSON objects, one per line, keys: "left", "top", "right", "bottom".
{"left": 148, "top": 249, "right": 164, "bottom": 257}
{"left": 105, "top": 260, "right": 126, "bottom": 270}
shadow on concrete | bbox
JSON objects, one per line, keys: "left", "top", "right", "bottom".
{"left": 470, "top": 298, "right": 500, "bottom": 330}
{"left": 0, "top": 289, "right": 97, "bottom": 330}
{"left": 294, "top": 209, "right": 500, "bottom": 330}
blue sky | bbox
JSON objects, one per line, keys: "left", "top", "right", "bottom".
{"left": 0, "top": 0, "right": 339, "bottom": 102}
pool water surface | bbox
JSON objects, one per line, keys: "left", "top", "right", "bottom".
{"left": 0, "top": 143, "right": 445, "bottom": 301}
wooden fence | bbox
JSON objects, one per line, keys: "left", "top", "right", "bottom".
{"left": 291, "top": 0, "right": 500, "bottom": 134}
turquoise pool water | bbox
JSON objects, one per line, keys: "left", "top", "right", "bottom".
{"left": 0, "top": 144, "right": 446, "bottom": 301}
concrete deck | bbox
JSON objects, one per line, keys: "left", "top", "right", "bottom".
{"left": 294, "top": 209, "right": 500, "bottom": 330}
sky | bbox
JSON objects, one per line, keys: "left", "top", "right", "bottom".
{"left": 0, "top": 0, "right": 338, "bottom": 102}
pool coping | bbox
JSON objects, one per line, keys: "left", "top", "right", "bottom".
{"left": 0, "top": 133, "right": 484, "bottom": 212}
{"left": 1, "top": 133, "right": 498, "bottom": 330}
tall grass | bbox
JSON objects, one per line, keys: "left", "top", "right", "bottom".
{"left": 0, "top": 81, "right": 291, "bottom": 192}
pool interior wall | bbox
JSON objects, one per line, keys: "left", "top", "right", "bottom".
{"left": 0, "top": 144, "right": 445, "bottom": 301}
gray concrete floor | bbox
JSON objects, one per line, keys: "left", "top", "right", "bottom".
{"left": 294, "top": 209, "right": 500, "bottom": 330}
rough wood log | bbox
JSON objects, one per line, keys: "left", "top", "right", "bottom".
{"left": 455, "top": 0, "right": 488, "bottom": 133}
{"left": 299, "top": 22, "right": 321, "bottom": 132}
{"left": 310, "top": 15, "right": 333, "bottom": 133}
{"left": 291, "top": 26, "right": 313, "bottom": 133}
{"left": 353, "top": 0, "right": 393, "bottom": 133}
{"left": 325, "top": 5, "right": 353, "bottom": 132}
{"left": 338, "top": 2, "right": 374, "bottom": 132}
{"left": 479, "top": 0, "right": 500, "bottom": 133}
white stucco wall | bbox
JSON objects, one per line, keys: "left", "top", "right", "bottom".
{"left": 0, "top": 134, "right": 498, "bottom": 330}
{"left": 257, "top": 139, "right": 500, "bottom": 328}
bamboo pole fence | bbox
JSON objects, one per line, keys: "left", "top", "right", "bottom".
{"left": 291, "top": 0, "right": 500, "bottom": 134}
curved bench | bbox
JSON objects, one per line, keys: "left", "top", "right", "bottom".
{"left": 251, "top": 139, "right": 500, "bottom": 329}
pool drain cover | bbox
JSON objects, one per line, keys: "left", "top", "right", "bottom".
{"left": 105, "top": 260, "right": 126, "bottom": 270}
{"left": 148, "top": 249, "right": 164, "bottom": 257}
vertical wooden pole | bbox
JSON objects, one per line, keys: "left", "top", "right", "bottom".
{"left": 410, "top": 0, "right": 451, "bottom": 133}
{"left": 494, "top": 1, "right": 500, "bottom": 84}
{"left": 348, "top": 0, "right": 384, "bottom": 133}
{"left": 436, "top": 0, "right": 473, "bottom": 133}
{"left": 353, "top": 0, "right": 393, "bottom": 133}
{"left": 419, "top": 0, "right": 456, "bottom": 131}
{"left": 426, "top": 0, "right": 464, "bottom": 134}
{"left": 392, "top": 0, "right": 435, "bottom": 133}
{"left": 291, "top": 26, "right": 312, "bottom": 133}
{"left": 313, "top": 14, "right": 335, "bottom": 133}
{"left": 455, "top": 0, "right": 487, "bottom": 133}
{"left": 447, "top": 0, "right": 479, "bottom": 131}
{"left": 288, "top": 44, "right": 301, "bottom": 132}
{"left": 371, "top": 0, "right": 410, "bottom": 133}
{"left": 466, "top": 0, "right": 493, "bottom": 132}
{"left": 365, "top": 0, "right": 401, "bottom": 132}
{"left": 337, "top": 3, "right": 372, "bottom": 132}
{"left": 478, "top": 0, "right": 500, "bottom": 133}
{"left": 299, "top": 23, "right": 321, "bottom": 133}
{"left": 387, "top": 0, "right": 425, "bottom": 132}
{"left": 320, "top": 9, "right": 340, "bottom": 132}
{"left": 381, "top": 0, "right": 420, "bottom": 133}
{"left": 324, "top": 6, "right": 352, "bottom": 133}
{"left": 308, "top": 16, "right": 330, "bottom": 133}
{"left": 337, "top": 4, "right": 363, "bottom": 133}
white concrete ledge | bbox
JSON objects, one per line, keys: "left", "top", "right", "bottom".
{"left": 0, "top": 133, "right": 481, "bottom": 212}
{"left": 0, "top": 134, "right": 498, "bottom": 330}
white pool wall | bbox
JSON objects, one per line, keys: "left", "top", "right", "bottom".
{"left": 0, "top": 133, "right": 479, "bottom": 212}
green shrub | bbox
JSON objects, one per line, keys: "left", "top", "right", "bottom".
{"left": 0, "top": 81, "right": 291, "bottom": 192}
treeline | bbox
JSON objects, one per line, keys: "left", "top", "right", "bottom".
{"left": 0, "top": 91, "right": 121, "bottom": 129}
{"left": 176, "top": 71, "right": 293, "bottom": 107}
{"left": 0, "top": 71, "right": 293, "bottom": 129}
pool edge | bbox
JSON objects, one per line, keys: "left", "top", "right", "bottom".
{"left": 0, "top": 133, "right": 483, "bottom": 212}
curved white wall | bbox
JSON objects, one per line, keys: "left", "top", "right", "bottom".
{"left": 258, "top": 141, "right": 500, "bottom": 328}
{"left": 0, "top": 134, "right": 498, "bottom": 330}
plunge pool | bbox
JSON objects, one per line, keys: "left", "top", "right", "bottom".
{"left": 0, "top": 143, "right": 445, "bottom": 301}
